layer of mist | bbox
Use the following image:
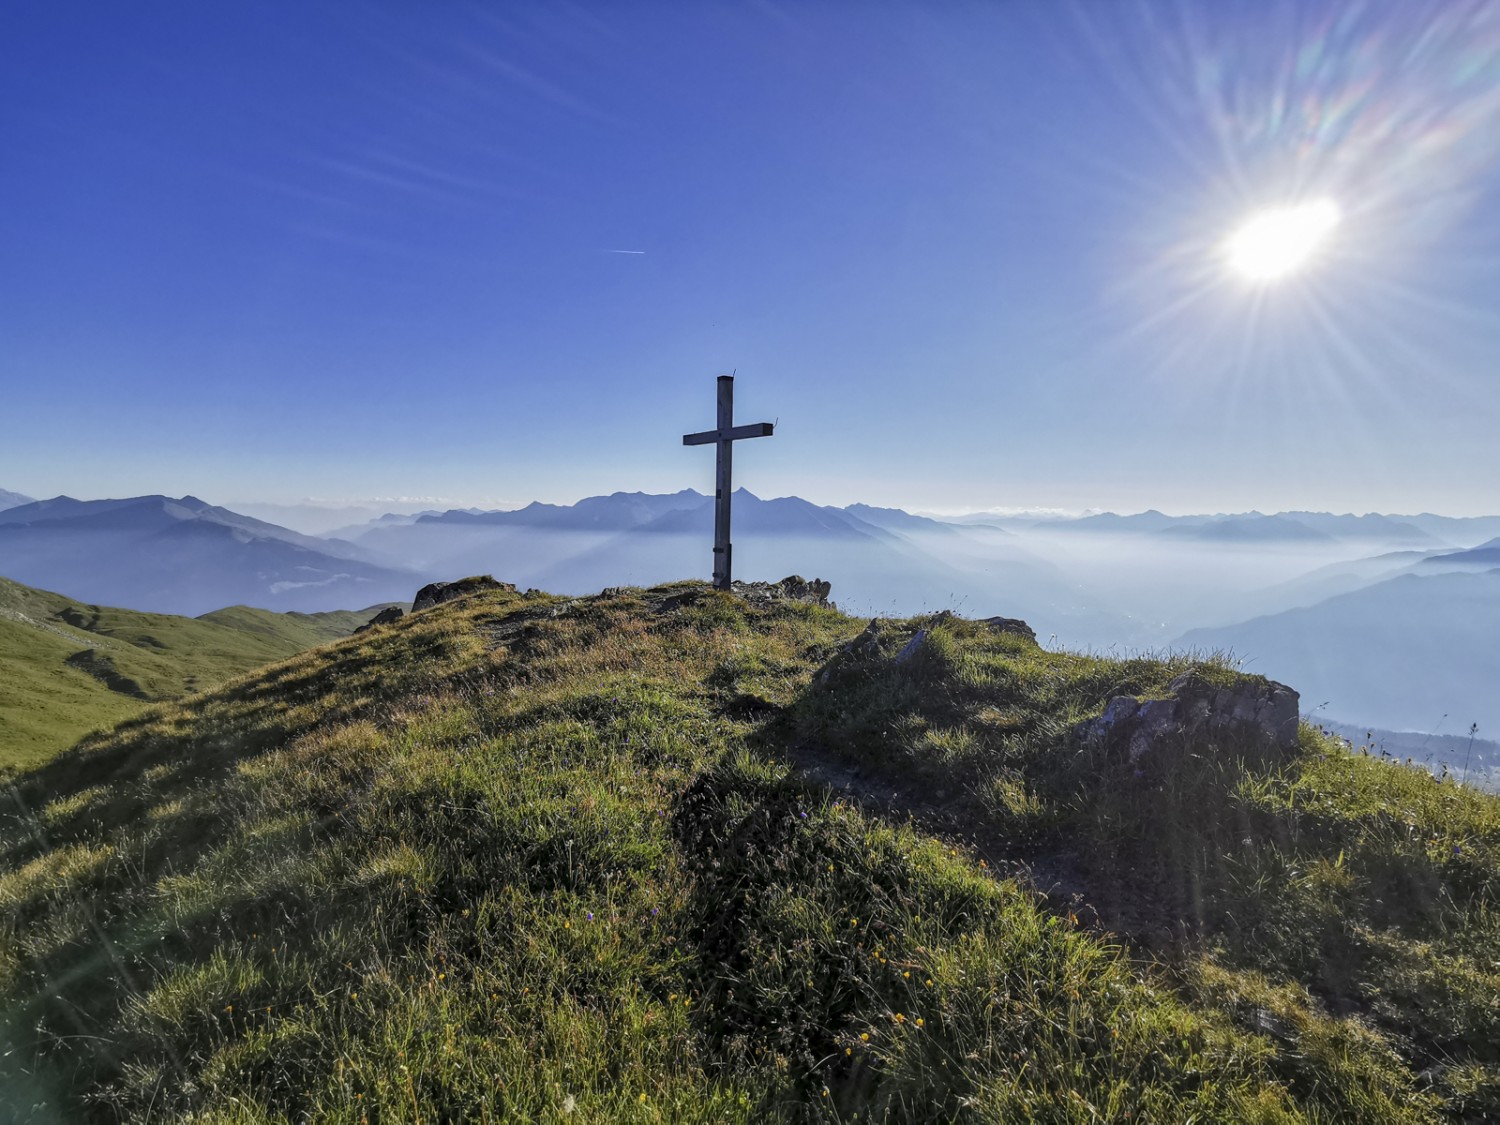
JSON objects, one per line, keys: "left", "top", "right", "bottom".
{"left": 1, "top": 487, "right": 1493, "bottom": 738}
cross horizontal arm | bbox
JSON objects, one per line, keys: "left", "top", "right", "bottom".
{"left": 682, "top": 421, "right": 775, "bottom": 446}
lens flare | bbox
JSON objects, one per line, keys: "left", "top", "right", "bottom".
{"left": 1225, "top": 200, "right": 1342, "bottom": 281}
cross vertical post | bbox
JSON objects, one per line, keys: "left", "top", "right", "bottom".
{"left": 683, "top": 374, "right": 774, "bottom": 590}
{"left": 714, "top": 375, "right": 734, "bottom": 590}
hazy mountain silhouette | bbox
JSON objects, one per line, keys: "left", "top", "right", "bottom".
{"left": 1159, "top": 514, "right": 1337, "bottom": 543}
{"left": 1225, "top": 549, "right": 1444, "bottom": 621}
{"left": 1034, "top": 510, "right": 1453, "bottom": 546}
{"left": 420, "top": 490, "right": 705, "bottom": 531}
{"left": 636, "top": 491, "right": 887, "bottom": 540}
{"left": 1277, "top": 512, "right": 1441, "bottom": 545}
{"left": 1420, "top": 538, "right": 1500, "bottom": 570}
{"left": 0, "top": 489, "right": 34, "bottom": 513}
{"left": 1389, "top": 514, "right": 1500, "bottom": 548}
{"left": 0, "top": 495, "right": 376, "bottom": 561}
{"left": 844, "top": 503, "right": 974, "bottom": 536}
{"left": 0, "top": 495, "right": 415, "bottom": 616}
{"left": 1047, "top": 509, "right": 1191, "bottom": 533}
{"left": 1176, "top": 569, "right": 1500, "bottom": 734}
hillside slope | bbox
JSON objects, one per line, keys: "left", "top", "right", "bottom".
{"left": 0, "top": 578, "right": 389, "bottom": 768}
{"left": 1, "top": 583, "right": 1496, "bottom": 1120}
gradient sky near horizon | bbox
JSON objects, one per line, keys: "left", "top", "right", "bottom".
{"left": 4, "top": 0, "right": 1499, "bottom": 516}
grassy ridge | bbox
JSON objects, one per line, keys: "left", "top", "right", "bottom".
{"left": 0, "top": 577, "right": 389, "bottom": 769}
{"left": 0, "top": 582, "right": 1495, "bottom": 1120}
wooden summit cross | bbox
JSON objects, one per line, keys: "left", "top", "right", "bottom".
{"left": 683, "top": 374, "right": 774, "bottom": 590}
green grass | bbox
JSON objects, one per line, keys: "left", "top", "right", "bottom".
{"left": 0, "top": 582, "right": 1494, "bottom": 1120}
{"left": 0, "top": 577, "right": 392, "bottom": 770}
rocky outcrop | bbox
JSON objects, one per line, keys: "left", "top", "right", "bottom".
{"left": 730, "top": 575, "right": 833, "bottom": 607}
{"left": 979, "top": 616, "right": 1037, "bottom": 643}
{"left": 777, "top": 576, "right": 833, "bottom": 605}
{"left": 411, "top": 576, "right": 516, "bottom": 613}
{"left": 1076, "top": 668, "right": 1300, "bottom": 762}
{"left": 840, "top": 609, "right": 1036, "bottom": 667}
{"left": 354, "top": 606, "right": 404, "bottom": 634}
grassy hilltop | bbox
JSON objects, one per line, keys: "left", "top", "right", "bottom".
{"left": 2, "top": 581, "right": 1498, "bottom": 1121}
{"left": 0, "top": 577, "right": 390, "bottom": 769}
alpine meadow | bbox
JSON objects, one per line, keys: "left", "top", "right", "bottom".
{"left": 5, "top": 1, "right": 1500, "bottom": 1121}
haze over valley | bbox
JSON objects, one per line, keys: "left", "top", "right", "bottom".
{"left": 2, "top": 484, "right": 1494, "bottom": 745}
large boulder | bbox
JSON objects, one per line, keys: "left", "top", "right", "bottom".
{"left": 411, "top": 575, "right": 516, "bottom": 613}
{"left": 1076, "top": 667, "right": 1300, "bottom": 762}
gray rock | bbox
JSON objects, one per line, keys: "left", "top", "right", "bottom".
{"left": 729, "top": 575, "right": 833, "bottom": 607}
{"left": 1129, "top": 698, "right": 1180, "bottom": 762}
{"left": 894, "top": 629, "right": 929, "bottom": 665}
{"left": 777, "top": 575, "right": 832, "bottom": 605}
{"left": 1093, "top": 695, "right": 1141, "bottom": 733}
{"left": 412, "top": 575, "right": 516, "bottom": 613}
{"left": 1167, "top": 670, "right": 1300, "bottom": 750}
{"left": 1075, "top": 666, "right": 1301, "bottom": 763}
{"left": 978, "top": 616, "right": 1037, "bottom": 643}
{"left": 655, "top": 589, "right": 702, "bottom": 614}
{"left": 353, "top": 606, "right": 404, "bottom": 634}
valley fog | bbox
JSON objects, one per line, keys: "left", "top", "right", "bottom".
{"left": 3, "top": 488, "right": 1491, "bottom": 738}
{"left": 326, "top": 497, "right": 1497, "bottom": 738}
{"left": 347, "top": 508, "right": 1465, "bottom": 648}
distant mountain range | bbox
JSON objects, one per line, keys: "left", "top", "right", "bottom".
{"left": 1159, "top": 514, "right": 1338, "bottom": 543}
{"left": 0, "top": 495, "right": 416, "bottom": 617}
{"left": 423, "top": 489, "right": 706, "bottom": 531}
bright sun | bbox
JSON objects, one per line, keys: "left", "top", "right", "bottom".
{"left": 1225, "top": 199, "right": 1342, "bottom": 281}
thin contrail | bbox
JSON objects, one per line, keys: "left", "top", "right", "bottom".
{"left": 602, "top": 249, "right": 646, "bottom": 254}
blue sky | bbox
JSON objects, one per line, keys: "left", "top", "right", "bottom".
{"left": 4, "top": 1, "right": 1498, "bottom": 515}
